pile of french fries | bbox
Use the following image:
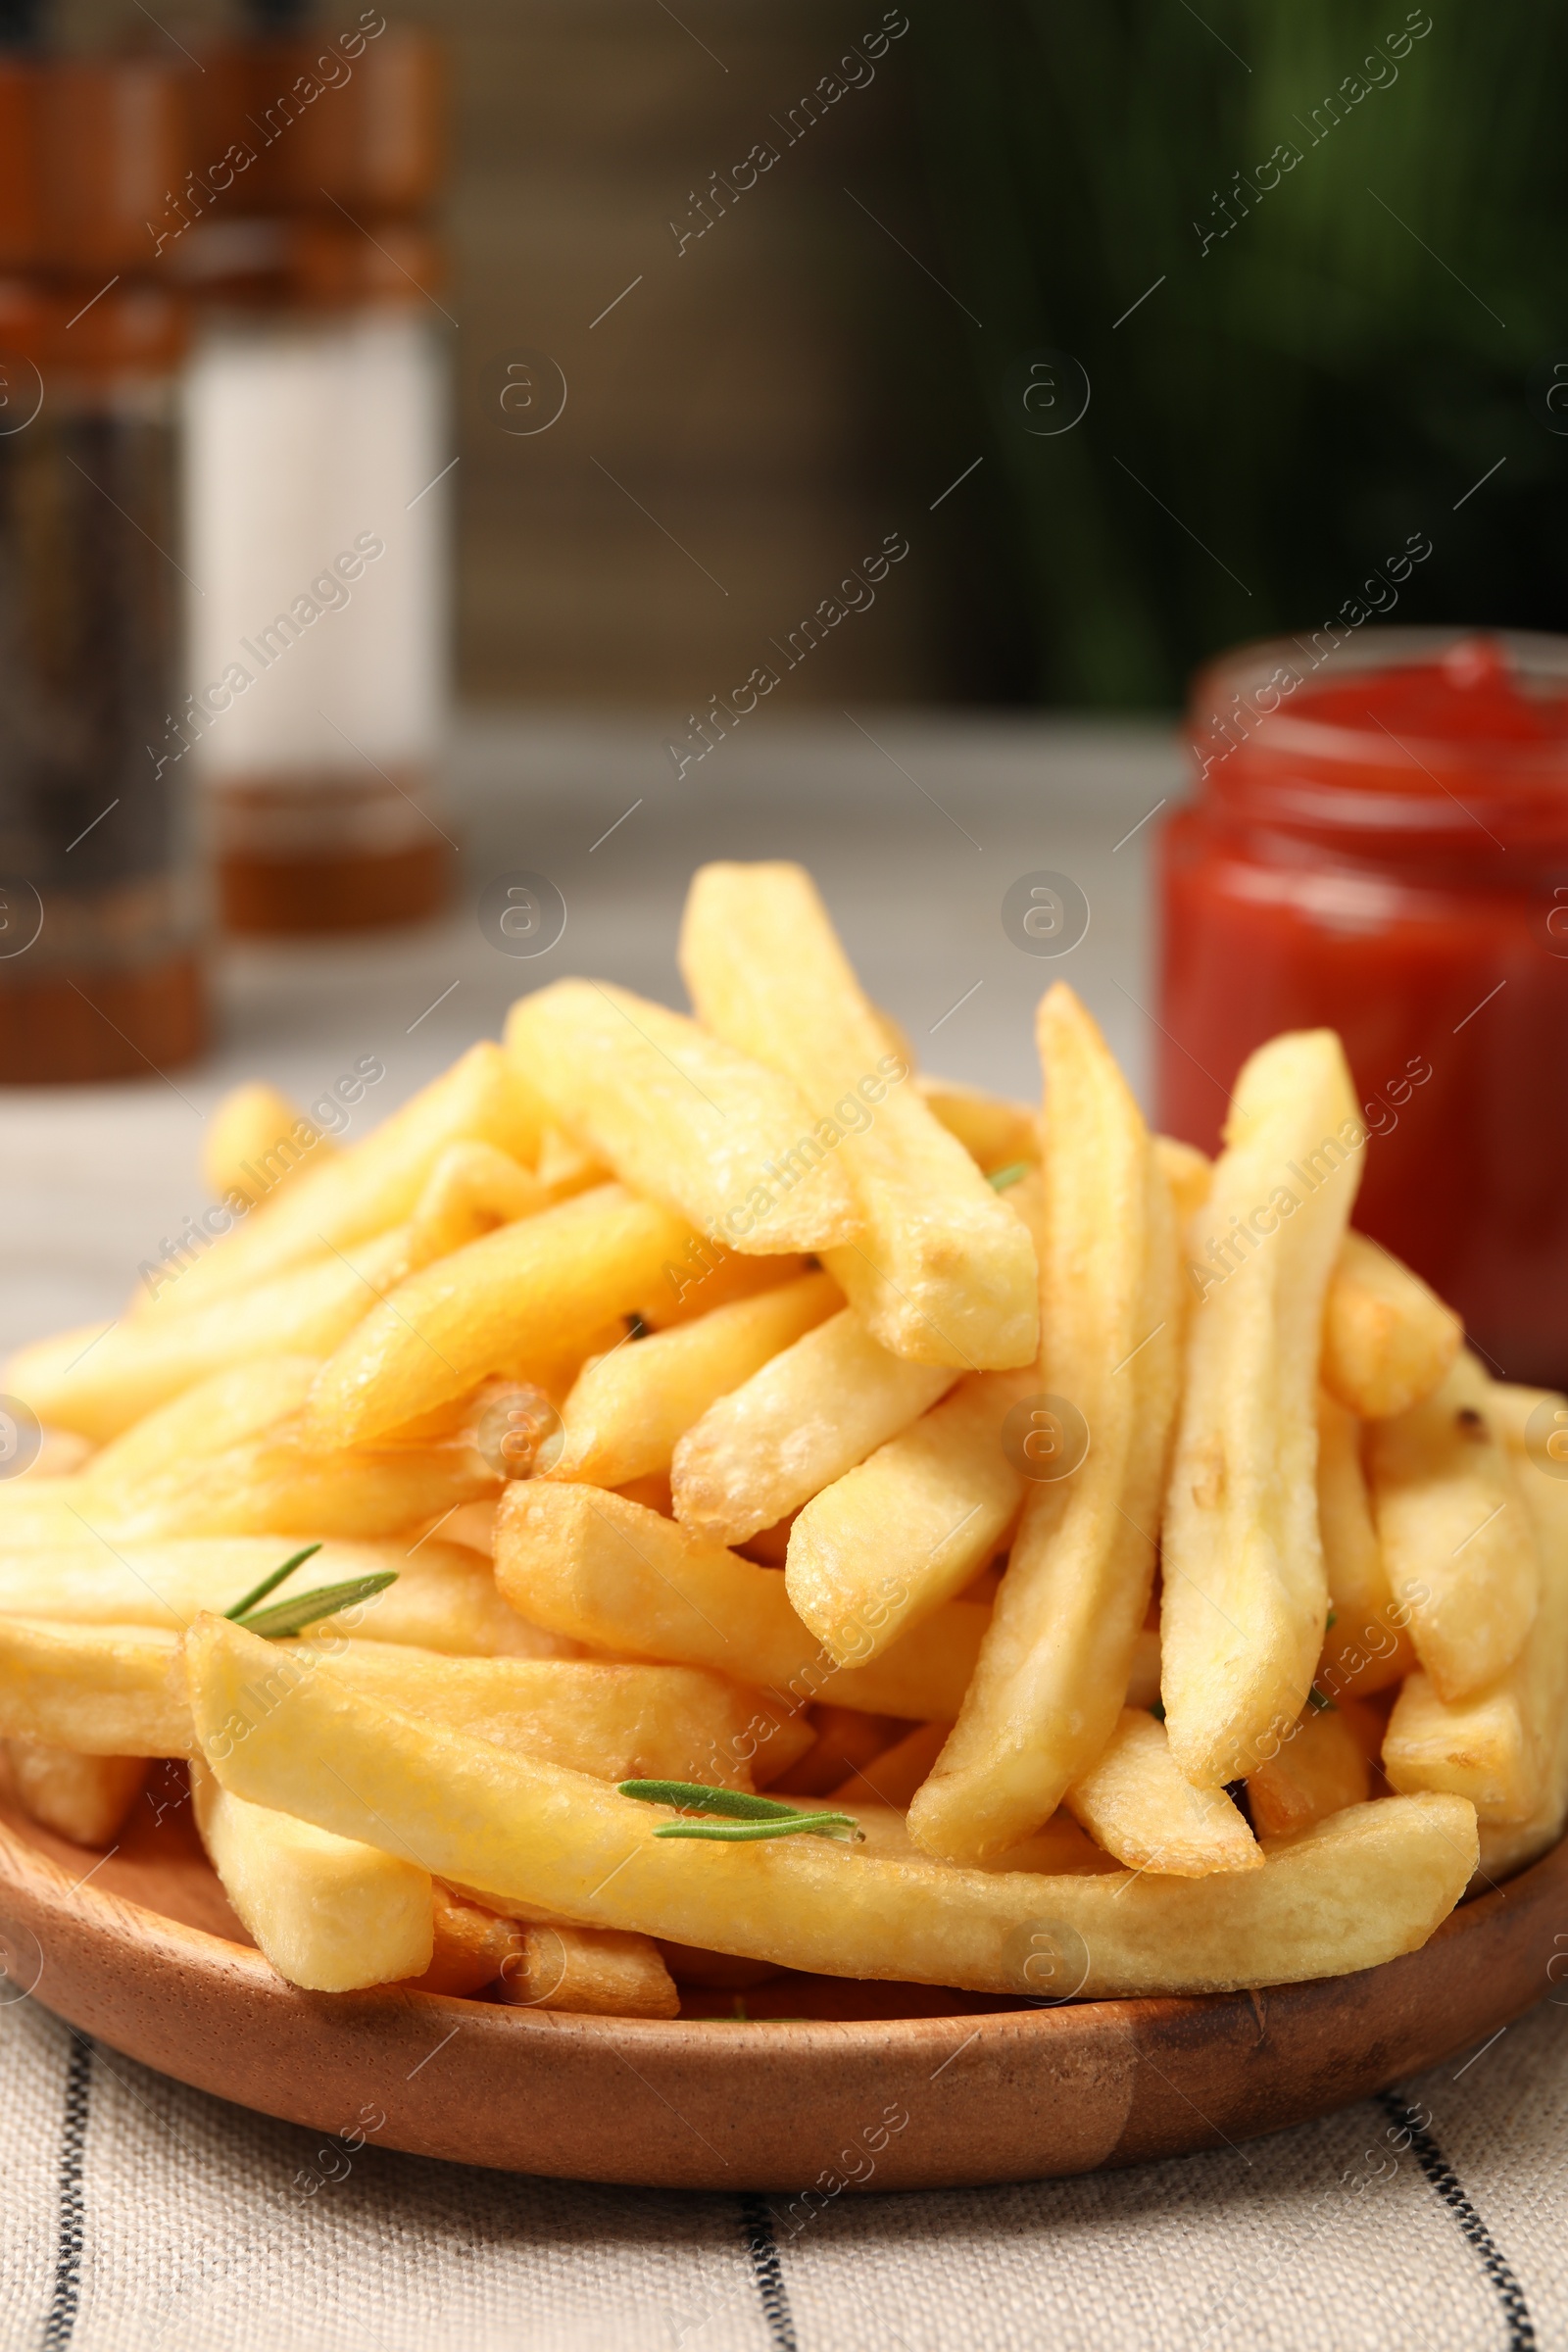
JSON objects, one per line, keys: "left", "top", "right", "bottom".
{"left": 3, "top": 859, "right": 1563, "bottom": 2020}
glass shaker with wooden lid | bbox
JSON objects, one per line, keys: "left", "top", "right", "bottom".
{"left": 177, "top": 18, "right": 451, "bottom": 934}
{"left": 0, "top": 52, "right": 203, "bottom": 1082}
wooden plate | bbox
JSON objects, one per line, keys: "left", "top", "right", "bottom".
{"left": 1, "top": 1784, "right": 1560, "bottom": 2191}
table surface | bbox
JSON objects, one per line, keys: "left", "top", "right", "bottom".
{"left": 3, "top": 712, "right": 1562, "bottom": 2352}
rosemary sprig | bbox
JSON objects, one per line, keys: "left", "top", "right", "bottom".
{"left": 224, "top": 1544, "right": 322, "bottom": 1623}
{"left": 987, "top": 1161, "right": 1031, "bottom": 1192}
{"left": 224, "top": 1544, "right": 397, "bottom": 1642}
{"left": 617, "top": 1779, "right": 865, "bottom": 1843}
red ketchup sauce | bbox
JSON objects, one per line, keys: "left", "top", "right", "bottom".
{"left": 1158, "top": 629, "right": 1568, "bottom": 1385}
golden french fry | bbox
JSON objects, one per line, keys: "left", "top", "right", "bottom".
{"left": 1383, "top": 1453, "right": 1568, "bottom": 1824}
{"left": 553, "top": 1271, "right": 840, "bottom": 1489}
{"left": 0, "top": 1536, "right": 569, "bottom": 1659}
{"left": 81, "top": 1357, "right": 321, "bottom": 1509}
{"left": 1316, "top": 1390, "right": 1415, "bottom": 1697}
{"left": 305, "top": 1185, "right": 696, "bottom": 1449}
{"left": 190, "top": 1759, "right": 433, "bottom": 1991}
{"left": 1488, "top": 1381, "right": 1568, "bottom": 1461}
{"left": 917, "top": 1077, "right": 1039, "bottom": 1175}
{"left": 105, "top": 1429, "right": 499, "bottom": 1544}
{"left": 0, "top": 1619, "right": 190, "bottom": 1755}
{"left": 909, "top": 985, "right": 1179, "bottom": 1862}
{"left": 406, "top": 1140, "right": 548, "bottom": 1262}
{"left": 1247, "top": 1702, "right": 1373, "bottom": 1838}
{"left": 1066, "top": 1708, "right": 1260, "bottom": 1877}
{"left": 1160, "top": 1030, "right": 1362, "bottom": 1788}
{"left": 1323, "top": 1231, "right": 1462, "bottom": 1421}
{"left": 493, "top": 1923, "right": 680, "bottom": 2018}
{"left": 186, "top": 1613, "right": 1476, "bottom": 1996}
{"left": 9, "top": 1232, "right": 412, "bottom": 1443}
{"left": 785, "top": 1368, "right": 1035, "bottom": 1664}
{"left": 494, "top": 1484, "right": 991, "bottom": 1722}
{"left": 203, "top": 1081, "right": 337, "bottom": 1208}
{"left": 141, "top": 1043, "right": 547, "bottom": 1318}
{"left": 680, "top": 862, "right": 1038, "bottom": 1368}
{"left": 671, "top": 1307, "right": 958, "bottom": 1546}
{"left": 1152, "top": 1134, "right": 1213, "bottom": 1226}
{"left": 4, "top": 1740, "right": 147, "bottom": 1844}
{"left": 1367, "top": 1351, "right": 1539, "bottom": 1701}
{"left": 506, "top": 979, "right": 863, "bottom": 1254}
{"left": 413, "top": 1886, "right": 522, "bottom": 1995}
{"left": 636, "top": 1246, "right": 813, "bottom": 1334}
{"left": 827, "top": 1720, "right": 951, "bottom": 1809}
{"left": 767, "top": 1704, "right": 906, "bottom": 1799}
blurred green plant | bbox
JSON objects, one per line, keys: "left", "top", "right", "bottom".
{"left": 907, "top": 2, "right": 1568, "bottom": 704}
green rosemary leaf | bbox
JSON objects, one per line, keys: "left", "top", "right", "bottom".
{"left": 237, "top": 1572, "right": 398, "bottom": 1642}
{"left": 1325, "top": 1610, "right": 1338, "bottom": 1631}
{"left": 617, "top": 1779, "right": 808, "bottom": 1822}
{"left": 225, "top": 1544, "right": 323, "bottom": 1624}
{"left": 653, "top": 1813, "right": 864, "bottom": 1844}
{"left": 1148, "top": 1698, "right": 1166, "bottom": 1722}
{"left": 1306, "top": 1686, "right": 1335, "bottom": 1712}
{"left": 987, "top": 1161, "right": 1031, "bottom": 1192}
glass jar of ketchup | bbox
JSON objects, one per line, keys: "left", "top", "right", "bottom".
{"left": 1158, "top": 627, "right": 1568, "bottom": 1387}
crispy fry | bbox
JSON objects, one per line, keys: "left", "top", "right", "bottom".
{"left": 304, "top": 1185, "right": 696, "bottom": 1449}
{"left": 553, "top": 1271, "right": 840, "bottom": 1489}
{"left": 828, "top": 1719, "right": 951, "bottom": 1809}
{"left": 506, "top": 979, "right": 863, "bottom": 1253}
{"left": 406, "top": 1140, "right": 549, "bottom": 1262}
{"left": 0, "top": 1536, "right": 571, "bottom": 1659}
{"left": 1066, "top": 1708, "right": 1260, "bottom": 1877}
{"left": 671, "top": 1307, "right": 958, "bottom": 1546}
{"left": 1152, "top": 1134, "right": 1212, "bottom": 1226}
{"left": 785, "top": 1368, "right": 1034, "bottom": 1664}
{"left": 9, "top": 1232, "right": 413, "bottom": 1443}
{"left": 203, "top": 1081, "right": 337, "bottom": 1208}
{"left": 0, "top": 1619, "right": 190, "bottom": 1754}
{"left": 767, "top": 1704, "right": 907, "bottom": 1798}
{"left": 1160, "top": 1031, "right": 1362, "bottom": 1788}
{"left": 495, "top": 1484, "right": 991, "bottom": 1722}
{"left": 1383, "top": 1457, "right": 1568, "bottom": 1823}
{"left": 1323, "top": 1230, "right": 1462, "bottom": 1421}
{"left": 1367, "top": 1351, "right": 1539, "bottom": 1701}
{"left": 1247, "top": 1703, "right": 1373, "bottom": 1838}
{"left": 186, "top": 1613, "right": 1477, "bottom": 1995}
{"left": 81, "top": 1358, "right": 320, "bottom": 1508}
{"left": 1316, "top": 1390, "right": 1415, "bottom": 1697}
{"left": 412, "top": 1886, "right": 522, "bottom": 1995}
{"left": 680, "top": 862, "right": 1038, "bottom": 1368}
{"left": 1474, "top": 1482, "right": 1568, "bottom": 1880}
{"left": 918, "top": 1077, "right": 1040, "bottom": 1175}
{"left": 142, "top": 1043, "right": 547, "bottom": 1318}
{"left": 190, "top": 1759, "right": 433, "bottom": 1991}
{"left": 493, "top": 1923, "right": 680, "bottom": 2017}
{"left": 909, "top": 985, "right": 1179, "bottom": 1862}
{"left": 4, "top": 1740, "right": 147, "bottom": 1844}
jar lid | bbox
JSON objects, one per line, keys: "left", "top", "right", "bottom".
{"left": 22, "top": 58, "right": 192, "bottom": 276}
{"left": 191, "top": 26, "right": 444, "bottom": 221}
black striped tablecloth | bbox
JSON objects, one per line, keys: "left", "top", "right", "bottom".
{"left": 6, "top": 1991, "right": 1562, "bottom": 2351}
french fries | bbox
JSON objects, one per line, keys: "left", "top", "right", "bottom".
{"left": 4, "top": 1740, "right": 147, "bottom": 1845}
{"left": 0, "top": 1537, "right": 568, "bottom": 1658}
{"left": 9, "top": 1230, "right": 414, "bottom": 1443}
{"left": 784, "top": 1369, "right": 1034, "bottom": 1665}
{"left": 1065, "top": 1708, "right": 1260, "bottom": 1878}
{"left": 1367, "top": 1352, "right": 1539, "bottom": 1701}
{"left": 506, "top": 980, "right": 863, "bottom": 1253}
{"left": 495, "top": 1484, "right": 991, "bottom": 1722}
{"left": 680, "top": 863, "right": 1039, "bottom": 1368}
{"left": 190, "top": 1761, "right": 434, "bottom": 1991}
{"left": 1246, "top": 1702, "right": 1373, "bottom": 1839}
{"left": 671, "top": 1306, "right": 958, "bottom": 1546}
{"left": 1316, "top": 1390, "right": 1415, "bottom": 1697}
{"left": 203, "top": 1081, "right": 337, "bottom": 1208}
{"left": 187, "top": 1613, "right": 1477, "bottom": 1998}
{"left": 1160, "top": 1031, "right": 1362, "bottom": 1788}
{"left": 305, "top": 1186, "right": 696, "bottom": 1449}
{"left": 1, "top": 864, "right": 1528, "bottom": 2019}
{"left": 909, "top": 986, "right": 1179, "bottom": 1862}
{"left": 1323, "top": 1230, "right": 1462, "bottom": 1421}
{"left": 552, "top": 1271, "right": 840, "bottom": 1489}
